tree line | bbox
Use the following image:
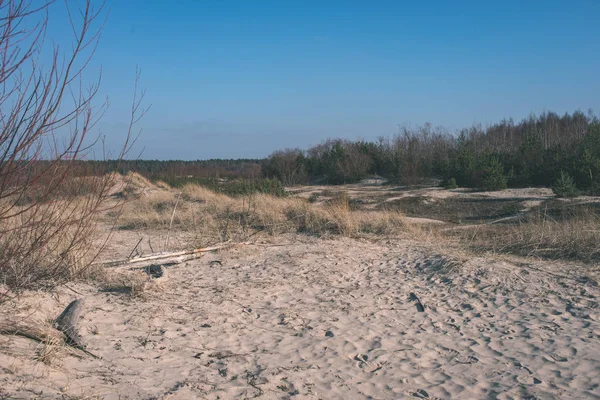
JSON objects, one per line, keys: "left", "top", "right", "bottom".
{"left": 58, "top": 109, "right": 599, "bottom": 196}
{"left": 262, "top": 110, "right": 600, "bottom": 195}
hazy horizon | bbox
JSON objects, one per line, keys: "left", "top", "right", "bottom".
{"left": 47, "top": 0, "right": 600, "bottom": 160}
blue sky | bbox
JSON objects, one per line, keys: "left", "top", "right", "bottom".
{"left": 48, "top": 0, "right": 600, "bottom": 159}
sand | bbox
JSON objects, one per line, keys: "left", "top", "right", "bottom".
{"left": 1, "top": 234, "right": 599, "bottom": 399}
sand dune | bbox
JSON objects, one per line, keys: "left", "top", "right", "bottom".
{"left": 1, "top": 235, "right": 599, "bottom": 399}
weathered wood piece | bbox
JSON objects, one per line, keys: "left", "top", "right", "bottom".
{"left": 55, "top": 298, "right": 85, "bottom": 347}
{"left": 95, "top": 241, "right": 245, "bottom": 268}
{"left": 54, "top": 298, "right": 100, "bottom": 359}
{"left": 409, "top": 292, "right": 425, "bottom": 312}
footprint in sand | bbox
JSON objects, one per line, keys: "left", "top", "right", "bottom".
{"left": 411, "top": 389, "right": 430, "bottom": 398}
{"left": 454, "top": 355, "right": 479, "bottom": 365}
{"left": 349, "top": 354, "right": 385, "bottom": 373}
{"left": 516, "top": 374, "right": 542, "bottom": 385}
{"left": 549, "top": 353, "right": 568, "bottom": 362}
{"left": 409, "top": 389, "right": 444, "bottom": 400}
{"left": 434, "top": 346, "right": 459, "bottom": 359}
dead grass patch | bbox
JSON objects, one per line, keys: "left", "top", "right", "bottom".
{"left": 117, "top": 183, "right": 415, "bottom": 243}
{"left": 34, "top": 336, "right": 64, "bottom": 366}
{"left": 93, "top": 268, "right": 153, "bottom": 298}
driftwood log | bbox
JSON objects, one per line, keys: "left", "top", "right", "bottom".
{"left": 54, "top": 298, "right": 99, "bottom": 359}
{"left": 54, "top": 298, "right": 85, "bottom": 347}
{"left": 0, "top": 298, "right": 99, "bottom": 359}
{"left": 94, "top": 241, "right": 245, "bottom": 268}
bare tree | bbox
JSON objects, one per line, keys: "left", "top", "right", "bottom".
{"left": 263, "top": 149, "right": 307, "bottom": 185}
{"left": 0, "top": 0, "right": 146, "bottom": 292}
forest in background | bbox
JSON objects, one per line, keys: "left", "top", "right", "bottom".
{"left": 63, "top": 109, "right": 599, "bottom": 197}
{"left": 263, "top": 110, "right": 600, "bottom": 195}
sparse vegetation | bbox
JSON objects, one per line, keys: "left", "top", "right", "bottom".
{"left": 113, "top": 174, "right": 600, "bottom": 264}
{"left": 116, "top": 177, "right": 411, "bottom": 244}
{"left": 462, "top": 206, "right": 600, "bottom": 262}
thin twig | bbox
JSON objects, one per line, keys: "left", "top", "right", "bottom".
{"left": 127, "top": 237, "right": 144, "bottom": 259}
{"left": 164, "top": 191, "right": 182, "bottom": 251}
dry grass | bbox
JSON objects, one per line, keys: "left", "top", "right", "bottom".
{"left": 116, "top": 182, "right": 414, "bottom": 245}
{"left": 475, "top": 213, "right": 600, "bottom": 262}
{"left": 93, "top": 267, "right": 153, "bottom": 298}
{"left": 34, "top": 335, "right": 64, "bottom": 366}
{"left": 454, "top": 207, "right": 600, "bottom": 263}
{"left": 20, "top": 173, "right": 595, "bottom": 282}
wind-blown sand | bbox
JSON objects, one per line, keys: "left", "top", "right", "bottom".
{"left": 1, "top": 235, "right": 599, "bottom": 399}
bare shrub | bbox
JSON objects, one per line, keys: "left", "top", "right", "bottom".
{"left": 262, "top": 149, "right": 308, "bottom": 185}
{"left": 0, "top": 1, "right": 146, "bottom": 291}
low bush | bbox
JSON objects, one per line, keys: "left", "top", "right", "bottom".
{"left": 552, "top": 171, "right": 579, "bottom": 198}
{"left": 479, "top": 158, "right": 508, "bottom": 191}
{"left": 444, "top": 177, "right": 458, "bottom": 189}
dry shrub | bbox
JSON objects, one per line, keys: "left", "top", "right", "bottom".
{"left": 0, "top": 175, "right": 116, "bottom": 290}
{"left": 95, "top": 269, "right": 150, "bottom": 298}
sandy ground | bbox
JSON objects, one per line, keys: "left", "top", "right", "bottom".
{"left": 287, "top": 184, "right": 566, "bottom": 216}
{"left": 1, "top": 234, "right": 599, "bottom": 399}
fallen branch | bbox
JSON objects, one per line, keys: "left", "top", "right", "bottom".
{"left": 94, "top": 241, "right": 246, "bottom": 268}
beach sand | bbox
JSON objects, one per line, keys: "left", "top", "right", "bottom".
{"left": 1, "top": 234, "right": 598, "bottom": 399}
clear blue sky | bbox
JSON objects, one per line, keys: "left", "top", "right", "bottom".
{"left": 48, "top": 0, "right": 600, "bottom": 159}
